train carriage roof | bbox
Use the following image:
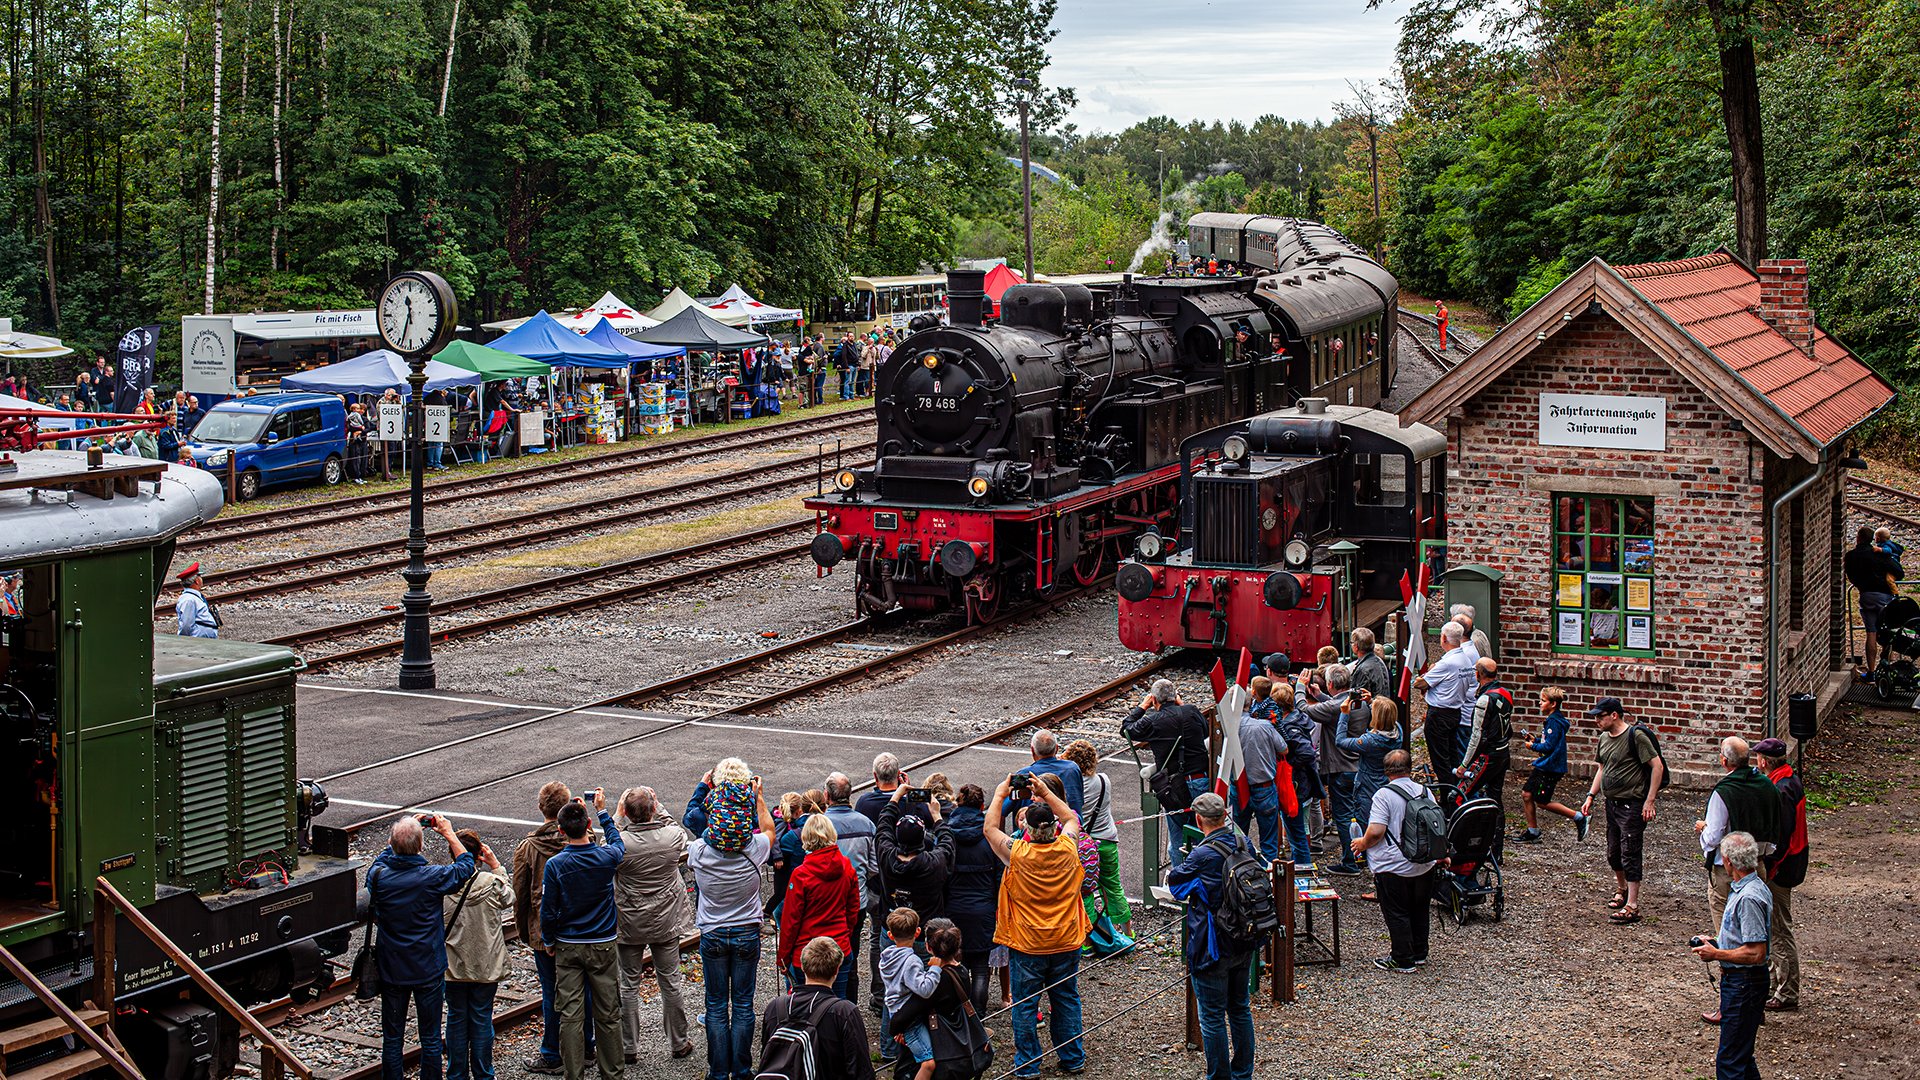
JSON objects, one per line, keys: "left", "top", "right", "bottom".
{"left": 0, "top": 452, "right": 224, "bottom": 564}
{"left": 1320, "top": 403, "right": 1445, "bottom": 459}
{"left": 1255, "top": 265, "right": 1394, "bottom": 337}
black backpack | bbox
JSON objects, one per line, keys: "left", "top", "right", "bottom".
{"left": 1202, "top": 832, "right": 1279, "bottom": 946}
{"left": 1632, "top": 723, "right": 1674, "bottom": 791}
{"left": 757, "top": 991, "right": 830, "bottom": 1080}
{"left": 1382, "top": 781, "right": 1450, "bottom": 864}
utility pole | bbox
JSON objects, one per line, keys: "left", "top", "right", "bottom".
{"left": 1015, "top": 77, "right": 1034, "bottom": 280}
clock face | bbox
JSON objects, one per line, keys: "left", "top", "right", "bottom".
{"left": 379, "top": 275, "right": 445, "bottom": 355}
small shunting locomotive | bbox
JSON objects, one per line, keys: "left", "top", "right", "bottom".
{"left": 805, "top": 217, "right": 1401, "bottom": 621}
{"left": 1115, "top": 399, "right": 1446, "bottom": 659}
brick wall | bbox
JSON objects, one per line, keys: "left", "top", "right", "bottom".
{"left": 1442, "top": 311, "right": 1832, "bottom": 779}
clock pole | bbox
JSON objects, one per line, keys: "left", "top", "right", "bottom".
{"left": 398, "top": 344, "right": 435, "bottom": 689}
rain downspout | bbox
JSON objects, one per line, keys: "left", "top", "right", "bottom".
{"left": 1764, "top": 449, "right": 1826, "bottom": 738}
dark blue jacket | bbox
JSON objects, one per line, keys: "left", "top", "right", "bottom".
{"left": 369, "top": 847, "right": 476, "bottom": 987}
{"left": 1530, "top": 710, "right": 1571, "bottom": 773}
{"left": 539, "top": 810, "right": 625, "bottom": 945}
{"left": 684, "top": 781, "right": 712, "bottom": 839}
{"left": 1167, "top": 829, "right": 1256, "bottom": 972}
{"left": 944, "top": 807, "right": 1003, "bottom": 957}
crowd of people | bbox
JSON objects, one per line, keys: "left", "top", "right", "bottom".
{"left": 363, "top": 601, "right": 1817, "bottom": 1080}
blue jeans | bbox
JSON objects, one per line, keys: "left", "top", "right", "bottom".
{"left": 1233, "top": 781, "right": 1282, "bottom": 865}
{"left": 870, "top": 909, "right": 895, "bottom": 1056}
{"left": 1281, "top": 799, "right": 1314, "bottom": 869}
{"left": 1191, "top": 958, "right": 1255, "bottom": 1080}
{"left": 1165, "top": 776, "right": 1213, "bottom": 870}
{"left": 1717, "top": 966, "right": 1766, "bottom": 1080}
{"left": 840, "top": 369, "right": 855, "bottom": 399}
{"left": 426, "top": 442, "right": 443, "bottom": 469}
{"left": 533, "top": 948, "right": 592, "bottom": 1064}
{"left": 1008, "top": 949, "right": 1085, "bottom": 1077}
{"left": 700, "top": 924, "right": 760, "bottom": 1080}
{"left": 1325, "top": 773, "right": 1359, "bottom": 868}
{"left": 445, "top": 981, "right": 497, "bottom": 1080}
{"left": 382, "top": 981, "right": 445, "bottom": 1080}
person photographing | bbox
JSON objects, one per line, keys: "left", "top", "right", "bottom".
{"left": 1691, "top": 831, "right": 1771, "bottom": 1079}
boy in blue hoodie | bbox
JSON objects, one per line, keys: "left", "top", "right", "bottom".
{"left": 877, "top": 907, "right": 943, "bottom": 1080}
{"left": 1513, "top": 687, "right": 1590, "bottom": 843}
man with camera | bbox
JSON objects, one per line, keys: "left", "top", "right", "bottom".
{"left": 540, "top": 790, "right": 627, "bottom": 1080}
{"left": 985, "top": 771, "right": 1089, "bottom": 1078}
{"left": 1692, "top": 831, "right": 1771, "bottom": 1079}
{"left": 1124, "top": 679, "right": 1212, "bottom": 868}
{"left": 369, "top": 812, "right": 475, "bottom": 1080}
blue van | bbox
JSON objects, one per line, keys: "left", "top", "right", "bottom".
{"left": 183, "top": 392, "right": 349, "bottom": 500}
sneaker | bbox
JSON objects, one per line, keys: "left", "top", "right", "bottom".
{"left": 524, "top": 1057, "right": 563, "bottom": 1075}
{"left": 1372, "top": 957, "right": 1417, "bottom": 973}
{"left": 1413, "top": 958, "right": 1428, "bottom": 967}
{"left": 1510, "top": 829, "right": 1542, "bottom": 845}
{"left": 1575, "top": 813, "right": 1591, "bottom": 843}
{"left": 1325, "top": 863, "right": 1364, "bottom": 876}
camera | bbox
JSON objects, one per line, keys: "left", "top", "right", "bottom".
{"left": 583, "top": 788, "right": 601, "bottom": 802}
{"left": 417, "top": 812, "right": 437, "bottom": 827}
{"left": 1689, "top": 936, "right": 1710, "bottom": 949}
{"left": 904, "top": 787, "right": 931, "bottom": 804}
{"left": 1009, "top": 773, "right": 1033, "bottom": 794}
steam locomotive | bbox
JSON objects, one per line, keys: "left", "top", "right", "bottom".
{"left": 1115, "top": 400, "right": 1446, "bottom": 658}
{"left": 803, "top": 216, "right": 1399, "bottom": 621}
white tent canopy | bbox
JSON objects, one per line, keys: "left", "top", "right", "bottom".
{"left": 646, "top": 287, "right": 706, "bottom": 322}
{"left": 0, "top": 330, "right": 74, "bottom": 359}
{"left": 706, "top": 284, "right": 802, "bottom": 327}
{"left": 554, "top": 291, "right": 659, "bottom": 332}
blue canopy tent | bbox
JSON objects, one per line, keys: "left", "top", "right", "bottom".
{"left": 484, "top": 310, "right": 629, "bottom": 365}
{"left": 279, "top": 349, "right": 481, "bottom": 396}
{"left": 580, "top": 316, "right": 686, "bottom": 365}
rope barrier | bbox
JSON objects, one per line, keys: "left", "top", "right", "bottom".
{"left": 978, "top": 915, "right": 1184, "bottom": 1024}
{"left": 979, "top": 972, "right": 1192, "bottom": 1080}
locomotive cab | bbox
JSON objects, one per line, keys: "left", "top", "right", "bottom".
{"left": 1116, "top": 400, "right": 1445, "bottom": 657}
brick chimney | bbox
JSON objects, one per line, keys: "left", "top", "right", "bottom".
{"left": 1755, "top": 259, "right": 1816, "bottom": 359}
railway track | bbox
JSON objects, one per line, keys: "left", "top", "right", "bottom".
{"left": 156, "top": 441, "right": 874, "bottom": 614}
{"left": 181, "top": 406, "right": 871, "bottom": 550}
{"left": 1845, "top": 475, "right": 1920, "bottom": 532}
{"left": 1397, "top": 308, "right": 1467, "bottom": 372}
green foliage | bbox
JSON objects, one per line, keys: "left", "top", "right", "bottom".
{"left": 1191, "top": 172, "right": 1251, "bottom": 214}
{"left": 1507, "top": 256, "right": 1573, "bottom": 316}
{"left": 1031, "top": 163, "right": 1156, "bottom": 275}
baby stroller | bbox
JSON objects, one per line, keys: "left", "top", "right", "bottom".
{"left": 1870, "top": 595, "right": 1920, "bottom": 703}
{"left": 1429, "top": 786, "right": 1505, "bottom": 925}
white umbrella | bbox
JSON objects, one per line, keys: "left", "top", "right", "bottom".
{"left": 0, "top": 330, "right": 73, "bottom": 359}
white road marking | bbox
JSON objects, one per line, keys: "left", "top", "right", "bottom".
{"left": 329, "top": 796, "right": 543, "bottom": 828}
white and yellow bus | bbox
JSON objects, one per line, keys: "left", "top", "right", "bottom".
{"left": 813, "top": 274, "right": 949, "bottom": 339}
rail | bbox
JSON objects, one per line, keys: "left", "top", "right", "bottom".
{"left": 93, "top": 877, "right": 314, "bottom": 1080}
{"left": 0, "top": 941, "right": 141, "bottom": 1079}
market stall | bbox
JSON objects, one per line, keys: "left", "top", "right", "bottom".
{"left": 434, "top": 340, "right": 555, "bottom": 459}
{"left": 634, "top": 306, "right": 770, "bottom": 425}
{"left": 706, "top": 283, "right": 804, "bottom": 329}
{"left": 573, "top": 318, "right": 686, "bottom": 440}
{"left": 484, "top": 311, "right": 630, "bottom": 448}
{"left": 277, "top": 349, "right": 481, "bottom": 397}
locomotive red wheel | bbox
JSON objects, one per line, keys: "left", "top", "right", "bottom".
{"left": 1071, "top": 536, "right": 1106, "bottom": 586}
{"left": 964, "top": 576, "right": 1001, "bottom": 625}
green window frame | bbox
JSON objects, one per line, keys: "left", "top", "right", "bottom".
{"left": 1551, "top": 494, "right": 1657, "bottom": 657}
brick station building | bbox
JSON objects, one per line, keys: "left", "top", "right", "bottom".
{"left": 1403, "top": 252, "right": 1895, "bottom": 780}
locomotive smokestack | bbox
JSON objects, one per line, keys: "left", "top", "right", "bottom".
{"left": 947, "top": 268, "right": 988, "bottom": 327}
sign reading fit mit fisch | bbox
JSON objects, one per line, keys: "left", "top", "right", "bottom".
{"left": 1538, "top": 393, "right": 1667, "bottom": 451}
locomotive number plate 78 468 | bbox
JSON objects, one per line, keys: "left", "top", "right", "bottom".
{"left": 915, "top": 396, "right": 960, "bottom": 412}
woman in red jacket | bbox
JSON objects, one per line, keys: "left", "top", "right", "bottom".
{"left": 777, "top": 815, "right": 861, "bottom": 998}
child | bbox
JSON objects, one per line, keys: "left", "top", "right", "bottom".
{"left": 878, "top": 907, "right": 944, "bottom": 1080}
{"left": 1876, "top": 527, "right": 1905, "bottom": 576}
{"left": 1246, "top": 676, "right": 1278, "bottom": 723}
{"left": 1513, "top": 687, "right": 1589, "bottom": 843}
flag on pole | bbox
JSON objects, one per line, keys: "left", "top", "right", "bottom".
{"left": 1213, "top": 647, "right": 1254, "bottom": 810}
{"left": 1397, "top": 563, "right": 1432, "bottom": 699}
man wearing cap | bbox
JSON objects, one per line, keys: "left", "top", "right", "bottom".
{"left": 175, "top": 563, "right": 220, "bottom": 639}
{"left": 1751, "top": 738, "right": 1806, "bottom": 1012}
{"left": 1579, "top": 697, "right": 1664, "bottom": 925}
{"left": 1124, "top": 679, "right": 1212, "bottom": 867}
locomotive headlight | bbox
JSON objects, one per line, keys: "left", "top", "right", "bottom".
{"left": 922, "top": 353, "right": 941, "bottom": 370}
{"left": 968, "top": 476, "right": 991, "bottom": 498}
{"left": 1136, "top": 530, "right": 1165, "bottom": 561}
{"left": 834, "top": 469, "right": 858, "bottom": 492}
{"left": 1222, "top": 434, "right": 1250, "bottom": 462}
{"left": 1284, "top": 537, "right": 1312, "bottom": 568}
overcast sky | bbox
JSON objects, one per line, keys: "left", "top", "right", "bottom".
{"left": 1045, "top": 0, "right": 1404, "bottom": 132}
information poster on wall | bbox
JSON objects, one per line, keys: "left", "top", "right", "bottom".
{"left": 1626, "top": 615, "right": 1653, "bottom": 651}
{"left": 377, "top": 402, "right": 404, "bottom": 442}
{"left": 1556, "top": 573, "right": 1584, "bottom": 608}
{"left": 424, "top": 405, "right": 451, "bottom": 443}
{"left": 1624, "top": 538, "right": 1655, "bottom": 573}
{"left": 1626, "top": 577, "right": 1652, "bottom": 610}
{"left": 1557, "top": 611, "right": 1584, "bottom": 646}
{"left": 520, "top": 409, "right": 547, "bottom": 447}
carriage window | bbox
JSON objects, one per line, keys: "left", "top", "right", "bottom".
{"left": 1351, "top": 453, "right": 1408, "bottom": 507}
{"left": 1553, "top": 494, "right": 1656, "bottom": 656}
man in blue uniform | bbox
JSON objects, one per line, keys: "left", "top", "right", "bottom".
{"left": 175, "top": 562, "right": 220, "bottom": 638}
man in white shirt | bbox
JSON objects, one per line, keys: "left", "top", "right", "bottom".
{"left": 1414, "top": 622, "right": 1473, "bottom": 774}
{"left": 1351, "top": 750, "right": 1440, "bottom": 972}
{"left": 1450, "top": 604, "right": 1493, "bottom": 661}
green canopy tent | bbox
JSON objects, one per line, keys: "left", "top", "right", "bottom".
{"left": 434, "top": 338, "right": 554, "bottom": 380}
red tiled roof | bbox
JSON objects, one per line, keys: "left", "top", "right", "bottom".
{"left": 1612, "top": 252, "right": 1894, "bottom": 445}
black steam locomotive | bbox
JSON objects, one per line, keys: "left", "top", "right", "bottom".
{"left": 804, "top": 217, "right": 1398, "bottom": 621}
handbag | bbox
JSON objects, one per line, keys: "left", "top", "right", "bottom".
{"left": 352, "top": 868, "right": 382, "bottom": 1000}
{"left": 1148, "top": 735, "right": 1195, "bottom": 811}
{"left": 927, "top": 966, "right": 993, "bottom": 1080}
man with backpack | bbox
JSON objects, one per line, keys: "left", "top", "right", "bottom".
{"left": 1350, "top": 750, "right": 1446, "bottom": 972}
{"left": 1578, "top": 697, "right": 1666, "bottom": 925}
{"left": 1455, "top": 658, "right": 1514, "bottom": 859}
{"left": 758, "top": 936, "right": 876, "bottom": 1080}
{"left": 1168, "top": 793, "right": 1265, "bottom": 1080}
{"left": 1123, "top": 680, "right": 1213, "bottom": 868}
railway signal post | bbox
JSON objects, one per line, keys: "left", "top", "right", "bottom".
{"left": 376, "top": 270, "right": 460, "bottom": 689}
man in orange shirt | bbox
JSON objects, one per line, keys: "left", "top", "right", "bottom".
{"left": 985, "top": 772, "right": 1089, "bottom": 1079}
{"left": 1436, "top": 301, "right": 1450, "bottom": 351}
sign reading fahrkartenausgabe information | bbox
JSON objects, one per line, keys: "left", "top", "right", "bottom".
{"left": 1538, "top": 392, "right": 1666, "bottom": 451}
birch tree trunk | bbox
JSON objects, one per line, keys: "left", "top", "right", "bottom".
{"left": 270, "top": 0, "right": 283, "bottom": 269}
{"left": 30, "top": 0, "right": 57, "bottom": 327}
{"left": 438, "top": 0, "right": 458, "bottom": 117}
{"left": 204, "top": 0, "right": 224, "bottom": 315}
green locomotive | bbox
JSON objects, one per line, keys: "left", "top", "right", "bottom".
{"left": 0, "top": 450, "right": 358, "bottom": 1077}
